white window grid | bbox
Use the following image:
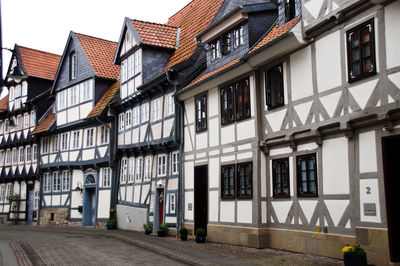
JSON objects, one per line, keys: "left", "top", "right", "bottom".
{"left": 157, "top": 154, "right": 167, "bottom": 177}
{"left": 128, "top": 157, "right": 135, "bottom": 183}
{"left": 25, "top": 146, "right": 31, "bottom": 162}
{"left": 72, "top": 131, "right": 80, "bottom": 149}
{"left": 33, "top": 145, "right": 38, "bottom": 161}
{"left": 125, "top": 110, "right": 132, "bottom": 128}
{"left": 43, "top": 173, "right": 51, "bottom": 192}
{"left": 135, "top": 158, "right": 143, "bottom": 182}
{"left": 153, "top": 100, "right": 160, "bottom": 121}
{"left": 100, "top": 126, "right": 109, "bottom": 144}
{"left": 172, "top": 152, "right": 179, "bottom": 175}
{"left": 167, "top": 94, "right": 175, "bottom": 115}
{"left": 141, "top": 103, "right": 149, "bottom": 122}
{"left": 53, "top": 172, "right": 61, "bottom": 192}
{"left": 103, "top": 168, "right": 111, "bottom": 187}
{"left": 144, "top": 156, "right": 152, "bottom": 181}
{"left": 23, "top": 113, "right": 29, "bottom": 128}
{"left": 120, "top": 158, "right": 127, "bottom": 183}
{"left": 18, "top": 147, "right": 24, "bottom": 163}
{"left": 119, "top": 113, "right": 125, "bottom": 131}
{"left": 62, "top": 171, "right": 71, "bottom": 191}
{"left": 132, "top": 107, "right": 139, "bottom": 126}
{"left": 170, "top": 193, "right": 176, "bottom": 214}
{"left": 30, "top": 111, "right": 36, "bottom": 127}
{"left": 12, "top": 148, "right": 17, "bottom": 164}
{"left": 0, "top": 185, "right": 5, "bottom": 202}
{"left": 61, "top": 133, "right": 68, "bottom": 151}
{"left": 86, "top": 128, "right": 94, "bottom": 147}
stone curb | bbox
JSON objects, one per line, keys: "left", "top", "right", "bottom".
{"left": 9, "top": 241, "right": 33, "bottom": 266}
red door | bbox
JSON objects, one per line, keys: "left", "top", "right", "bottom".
{"left": 157, "top": 188, "right": 164, "bottom": 225}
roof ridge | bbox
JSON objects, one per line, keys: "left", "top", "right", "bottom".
{"left": 17, "top": 45, "right": 61, "bottom": 57}
{"left": 73, "top": 31, "right": 117, "bottom": 44}
{"left": 131, "top": 19, "right": 179, "bottom": 29}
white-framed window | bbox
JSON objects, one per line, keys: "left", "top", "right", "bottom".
{"left": 132, "top": 107, "right": 140, "bottom": 126}
{"left": 57, "top": 90, "right": 66, "bottom": 110}
{"left": 43, "top": 173, "right": 51, "bottom": 192}
{"left": 12, "top": 148, "right": 17, "bottom": 164}
{"left": 42, "top": 138, "right": 49, "bottom": 154}
{"left": 86, "top": 128, "right": 94, "bottom": 147}
{"left": 103, "top": 168, "right": 111, "bottom": 187}
{"left": 61, "top": 133, "right": 68, "bottom": 151}
{"left": 53, "top": 172, "right": 61, "bottom": 192}
{"left": 135, "top": 157, "right": 143, "bottom": 182}
{"left": 144, "top": 156, "right": 152, "bottom": 181}
{"left": 128, "top": 157, "right": 134, "bottom": 183}
{"left": 153, "top": 99, "right": 160, "bottom": 121}
{"left": 234, "top": 26, "right": 244, "bottom": 48}
{"left": 25, "top": 146, "right": 31, "bottom": 162}
{"left": 23, "top": 113, "right": 29, "bottom": 128}
{"left": 34, "top": 191, "right": 39, "bottom": 210}
{"left": 9, "top": 86, "right": 14, "bottom": 101}
{"left": 4, "top": 119, "right": 9, "bottom": 133}
{"left": 15, "top": 84, "right": 21, "bottom": 98}
{"left": 69, "top": 86, "right": 78, "bottom": 106}
{"left": 30, "top": 111, "right": 36, "bottom": 127}
{"left": 82, "top": 80, "right": 92, "bottom": 102}
{"left": 171, "top": 151, "right": 179, "bottom": 175}
{"left": 72, "top": 131, "right": 80, "bottom": 149}
{"left": 5, "top": 149, "right": 11, "bottom": 165}
{"left": 141, "top": 103, "right": 149, "bottom": 122}
{"left": 22, "top": 81, "right": 27, "bottom": 96}
{"left": 17, "top": 115, "right": 23, "bottom": 130}
{"left": 32, "top": 144, "right": 38, "bottom": 161}
{"left": 119, "top": 113, "right": 125, "bottom": 131}
{"left": 135, "top": 49, "right": 142, "bottom": 75}
{"left": 157, "top": 154, "right": 167, "bottom": 177}
{"left": 18, "top": 147, "right": 24, "bottom": 163}
{"left": 120, "top": 158, "right": 127, "bottom": 184}
{"left": 169, "top": 193, "right": 176, "bottom": 214}
{"left": 70, "top": 51, "right": 77, "bottom": 80}
{"left": 0, "top": 185, "right": 5, "bottom": 202}
{"left": 100, "top": 125, "right": 109, "bottom": 144}
{"left": 167, "top": 94, "right": 174, "bottom": 115}
{"left": 125, "top": 110, "right": 132, "bottom": 129}
{"left": 6, "top": 184, "right": 12, "bottom": 201}
{"left": 62, "top": 171, "right": 71, "bottom": 191}
{"left": 51, "top": 135, "right": 59, "bottom": 152}
{"left": 0, "top": 150, "right": 4, "bottom": 166}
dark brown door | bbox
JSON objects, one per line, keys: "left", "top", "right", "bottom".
{"left": 382, "top": 136, "right": 400, "bottom": 262}
{"left": 157, "top": 188, "right": 164, "bottom": 225}
{"left": 194, "top": 165, "right": 208, "bottom": 235}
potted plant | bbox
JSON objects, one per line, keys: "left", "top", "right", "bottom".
{"left": 143, "top": 222, "right": 153, "bottom": 235}
{"left": 341, "top": 243, "right": 367, "bottom": 266}
{"left": 106, "top": 209, "right": 117, "bottom": 230}
{"left": 7, "top": 194, "right": 20, "bottom": 225}
{"left": 179, "top": 227, "right": 188, "bottom": 241}
{"left": 195, "top": 228, "right": 206, "bottom": 243}
{"left": 157, "top": 223, "right": 169, "bottom": 237}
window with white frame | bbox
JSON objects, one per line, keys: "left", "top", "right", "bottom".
{"left": 82, "top": 80, "right": 92, "bottom": 102}
{"left": 128, "top": 157, "right": 134, "bottom": 183}
{"left": 132, "top": 107, "right": 139, "bottom": 126}
{"left": 120, "top": 158, "right": 127, "bottom": 183}
{"left": 43, "top": 173, "right": 51, "bottom": 192}
{"left": 141, "top": 103, "right": 149, "bottom": 122}
{"left": 86, "top": 128, "right": 94, "bottom": 147}
{"left": 103, "top": 168, "right": 111, "bottom": 187}
{"left": 22, "top": 81, "right": 27, "bottom": 96}
{"left": 23, "top": 113, "right": 29, "bottom": 128}
{"left": 0, "top": 150, "right": 4, "bottom": 165}
{"left": 72, "top": 131, "right": 80, "bottom": 149}
{"left": 171, "top": 152, "right": 179, "bottom": 175}
{"left": 135, "top": 157, "right": 143, "bottom": 182}
{"left": 5, "top": 149, "right": 11, "bottom": 165}
{"left": 32, "top": 144, "right": 38, "bottom": 161}
{"left": 61, "top": 133, "right": 68, "bottom": 151}
{"left": 57, "top": 90, "right": 67, "bottom": 110}
{"left": 119, "top": 113, "right": 125, "bottom": 131}
{"left": 69, "top": 86, "right": 78, "bottom": 106}
{"left": 12, "top": 148, "right": 17, "bottom": 164}
{"left": 51, "top": 135, "right": 59, "bottom": 152}
{"left": 167, "top": 94, "right": 174, "bottom": 115}
{"left": 25, "top": 146, "right": 31, "bottom": 162}
{"left": 144, "top": 156, "right": 152, "bottom": 181}
{"left": 157, "top": 154, "right": 167, "bottom": 177}
{"left": 17, "top": 115, "right": 22, "bottom": 130}
{"left": 18, "top": 147, "right": 24, "bottom": 163}
{"left": 70, "top": 51, "right": 77, "bottom": 80}
{"left": 100, "top": 125, "right": 109, "bottom": 144}
{"left": 9, "top": 86, "right": 14, "bottom": 101}
{"left": 30, "top": 111, "right": 36, "bottom": 127}
{"left": 0, "top": 185, "right": 5, "bottom": 202}
{"left": 53, "top": 172, "right": 61, "bottom": 192}
{"left": 169, "top": 193, "right": 176, "bottom": 214}
{"left": 6, "top": 184, "right": 12, "bottom": 201}
{"left": 125, "top": 110, "right": 132, "bottom": 128}
{"left": 34, "top": 191, "right": 39, "bottom": 210}
{"left": 62, "top": 171, "right": 71, "bottom": 191}
{"left": 153, "top": 100, "right": 160, "bottom": 121}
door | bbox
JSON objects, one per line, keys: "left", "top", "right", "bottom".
{"left": 157, "top": 188, "right": 164, "bottom": 225}
{"left": 194, "top": 165, "right": 208, "bottom": 235}
{"left": 83, "top": 187, "right": 95, "bottom": 226}
{"left": 27, "top": 189, "right": 34, "bottom": 224}
{"left": 382, "top": 136, "right": 400, "bottom": 262}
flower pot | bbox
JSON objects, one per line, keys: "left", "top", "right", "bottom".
{"left": 344, "top": 253, "right": 367, "bottom": 266}
{"left": 145, "top": 229, "right": 152, "bottom": 235}
{"left": 196, "top": 236, "right": 206, "bottom": 243}
{"left": 180, "top": 234, "right": 188, "bottom": 241}
{"left": 106, "top": 222, "right": 116, "bottom": 230}
{"left": 157, "top": 230, "right": 167, "bottom": 237}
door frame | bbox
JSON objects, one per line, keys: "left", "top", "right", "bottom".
{"left": 82, "top": 171, "right": 98, "bottom": 227}
{"left": 194, "top": 165, "right": 208, "bottom": 234}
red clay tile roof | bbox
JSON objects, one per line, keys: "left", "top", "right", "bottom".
{"left": 87, "top": 81, "right": 119, "bottom": 118}
{"left": 31, "top": 112, "right": 55, "bottom": 134}
{"left": 17, "top": 46, "right": 61, "bottom": 80}
{"left": 0, "top": 96, "right": 8, "bottom": 111}
{"left": 131, "top": 20, "right": 178, "bottom": 49}
{"left": 74, "top": 33, "right": 120, "bottom": 80}
{"left": 164, "top": 0, "right": 225, "bottom": 70}
{"left": 249, "top": 18, "right": 298, "bottom": 54}
{"left": 182, "top": 58, "right": 240, "bottom": 91}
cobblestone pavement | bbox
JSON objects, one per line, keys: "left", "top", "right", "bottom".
{"left": 0, "top": 225, "right": 343, "bottom": 266}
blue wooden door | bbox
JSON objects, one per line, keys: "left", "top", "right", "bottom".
{"left": 27, "top": 190, "right": 34, "bottom": 224}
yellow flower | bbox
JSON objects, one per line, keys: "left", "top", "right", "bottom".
{"left": 341, "top": 246, "right": 355, "bottom": 253}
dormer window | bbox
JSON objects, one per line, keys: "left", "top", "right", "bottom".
{"left": 120, "top": 49, "right": 142, "bottom": 99}
{"left": 233, "top": 26, "right": 244, "bottom": 49}
{"left": 70, "top": 51, "right": 77, "bottom": 80}
{"left": 285, "top": 0, "right": 296, "bottom": 22}
{"left": 221, "top": 34, "right": 231, "bottom": 55}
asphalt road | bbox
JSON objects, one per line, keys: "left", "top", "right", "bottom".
{"left": 0, "top": 228, "right": 186, "bottom": 266}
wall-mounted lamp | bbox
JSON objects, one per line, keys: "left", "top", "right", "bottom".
{"left": 74, "top": 181, "right": 83, "bottom": 194}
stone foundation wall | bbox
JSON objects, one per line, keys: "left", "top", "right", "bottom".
{"left": 40, "top": 208, "right": 70, "bottom": 226}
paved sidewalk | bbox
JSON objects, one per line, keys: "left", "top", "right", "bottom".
{"left": 0, "top": 240, "right": 19, "bottom": 266}
{"left": 0, "top": 225, "right": 342, "bottom": 265}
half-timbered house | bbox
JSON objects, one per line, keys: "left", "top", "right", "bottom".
{"left": 178, "top": 0, "right": 399, "bottom": 264}
{"left": 0, "top": 45, "right": 60, "bottom": 224}
{"left": 113, "top": 0, "right": 225, "bottom": 233}
{"left": 33, "top": 32, "right": 119, "bottom": 227}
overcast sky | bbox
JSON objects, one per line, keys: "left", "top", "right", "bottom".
{"left": 1, "top": 0, "right": 192, "bottom": 78}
